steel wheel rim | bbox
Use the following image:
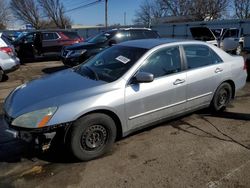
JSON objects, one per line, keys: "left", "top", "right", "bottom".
{"left": 81, "top": 125, "right": 107, "bottom": 151}
{"left": 217, "top": 88, "right": 229, "bottom": 107}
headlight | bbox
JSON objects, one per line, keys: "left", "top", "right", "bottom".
{"left": 67, "top": 49, "right": 87, "bottom": 58}
{"left": 12, "top": 107, "right": 57, "bottom": 128}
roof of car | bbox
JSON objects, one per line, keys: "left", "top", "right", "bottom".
{"left": 118, "top": 38, "right": 192, "bottom": 49}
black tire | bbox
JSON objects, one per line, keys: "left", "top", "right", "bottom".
{"left": 210, "top": 83, "right": 232, "bottom": 112}
{"left": 68, "top": 113, "right": 117, "bottom": 161}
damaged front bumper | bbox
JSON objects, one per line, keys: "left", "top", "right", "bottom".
{"left": 2, "top": 115, "right": 71, "bottom": 151}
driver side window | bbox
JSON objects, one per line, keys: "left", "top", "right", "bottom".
{"left": 139, "top": 46, "right": 182, "bottom": 78}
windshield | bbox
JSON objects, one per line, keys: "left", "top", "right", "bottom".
{"left": 87, "top": 31, "right": 115, "bottom": 43}
{"left": 74, "top": 45, "right": 148, "bottom": 82}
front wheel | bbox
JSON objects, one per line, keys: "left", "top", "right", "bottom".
{"left": 68, "top": 113, "right": 117, "bottom": 161}
{"left": 210, "top": 83, "right": 232, "bottom": 112}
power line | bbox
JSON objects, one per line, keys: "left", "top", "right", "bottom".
{"left": 65, "top": 0, "right": 104, "bottom": 13}
{"left": 64, "top": 0, "right": 93, "bottom": 10}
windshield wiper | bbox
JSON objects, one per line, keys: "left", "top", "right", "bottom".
{"left": 84, "top": 66, "right": 99, "bottom": 80}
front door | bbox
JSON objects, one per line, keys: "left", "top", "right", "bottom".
{"left": 125, "top": 46, "right": 187, "bottom": 130}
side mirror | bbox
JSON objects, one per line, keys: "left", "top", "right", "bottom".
{"left": 108, "top": 40, "right": 117, "bottom": 46}
{"left": 132, "top": 72, "right": 154, "bottom": 84}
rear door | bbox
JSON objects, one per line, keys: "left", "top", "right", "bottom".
{"left": 182, "top": 44, "right": 226, "bottom": 110}
{"left": 125, "top": 46, "right": 187, "bottom": 130}
{"left": 42, "top": 32, "right": 60, "bottom": 53}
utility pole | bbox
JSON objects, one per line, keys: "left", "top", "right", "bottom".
{"left": 124, "top": 12, "right": 126, "bottom": 26}
{"left": 105, "top": 0, "right": 108, "bottom": 30}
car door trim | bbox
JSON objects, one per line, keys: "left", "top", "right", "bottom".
{"left": 187, "top": 92, "right": 213, "bottom": 102}
{"left": 128, "top": 100, "right": 186, "bottom": 120}
{"left": 129, "top": 92, "right": 213, "bottom": 120}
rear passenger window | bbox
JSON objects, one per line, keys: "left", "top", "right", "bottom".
{"left": 130, "top": 30, "right": 144, "bottom": 39}
{"left": 143, "top": 30, "right": 159, "bottom": 38}
{"left": 43, "top": 33, "right": 58, "bottom": 40}
{"left": 183, "top": 45, "right": 222, "bottom": 69}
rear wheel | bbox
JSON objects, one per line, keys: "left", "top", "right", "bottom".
{"left": 68, "top": 113, "right": 117, "bottom": 161}
{"left": 210, "top": 83, "right": 232, "bottom": 112}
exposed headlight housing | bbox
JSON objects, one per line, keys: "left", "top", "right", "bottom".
{"left": 67, "top": 49, "right": 87, "bottom": 58}
{"left": 12, "top": 107, "right": 57, "bottom": 128}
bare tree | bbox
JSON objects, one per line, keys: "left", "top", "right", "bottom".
{"left": 134, "top": 0, "right": 165, "bottom": 27}
{"left": 188, "top": 0, "right": 228, "bottom": 20}
{"left": 135, "top": 0, "right": 222, "bottom": 25}
{"left": 160, "top": 0, "right": 192, "bottom": 16}
{"left": 0, "top": 0, "right": 10, "bottom": 29}
{"left": 10, "top": 0, "right": 43, "bottom": 29}
{"left": 234, "top": 0, "right": 250, "bottom": 19}
{"left": 39, "top": 0, "right": 71, "bottom": 29}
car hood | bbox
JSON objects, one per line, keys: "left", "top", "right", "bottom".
{"left": 4, "top": 68, "right": 108, "bottom": 118}
{"left": 65, "top": 41, "right": 100, "bottom": 50}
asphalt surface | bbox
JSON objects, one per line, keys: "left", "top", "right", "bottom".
{"left": 0, "top": 60, "right": 250, "bottom": 188}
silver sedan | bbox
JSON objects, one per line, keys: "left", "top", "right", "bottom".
{"left": 3, "top": 39, "right": 247, "bottom": 161}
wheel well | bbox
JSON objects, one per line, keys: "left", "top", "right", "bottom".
{"left": 223, "top": 80, "right": 235, "bottom": 98}
{"left": 81, "top": 110, "right": 123, "bottom": 139}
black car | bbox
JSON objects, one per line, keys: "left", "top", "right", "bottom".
{"left": 61, "top": 28, "right": 160, "bottom": 67}
{"left": 12, "top": 30, "right": 83, "bottom": 62}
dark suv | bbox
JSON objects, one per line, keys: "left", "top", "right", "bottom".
{"left": 61, "top": 28, "right": 160, "bottom": 67}
{"left": 12, "top": 30, "right": 83, "bottom": 61}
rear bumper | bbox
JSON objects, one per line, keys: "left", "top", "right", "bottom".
{"left": 4, "top": 63, "right": 20, "bottom": 74}
{"left": 1, "top": 57, "right": 20, "bottom": 73}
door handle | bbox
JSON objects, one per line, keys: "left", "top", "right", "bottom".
{"left": 215, "top": 68, "right": 223, "bottom": 73}
{"left": 173, "top": 79, "right": 185, "bottom": 85}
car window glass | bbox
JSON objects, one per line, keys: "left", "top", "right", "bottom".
{"left": 87, "top": 31, "right": 115, "bottom": 43}
{"left": 223, "top": 29, "right": 239, "bottom": 39}
{"left": 143, "top": 30, "right": 159, "bottom": 38}
{"left": 1, "top": 34, "right": 11, "bottom": 45}
{"left": 53, "top": 33, "right": 59, "bottom": 39}
{"left": 113, "top": 31, "right": 129, "bottom": 42}
{"left": 139, "top": 46, "right": 182, "bottom": 78}
{"left": 75, "top": 46, "right": 148, "bottom": 82}
{"left": 130, "top": 30, "right": 144, "bottom": 39}
{"left": 43, "top": 33, "right": 56, "bottom": 40}
{"left": 183, "top": 45, "right": 221, "bottom": 69}
{"left": 24, "top": 33, "right": 35, "bottom": 43}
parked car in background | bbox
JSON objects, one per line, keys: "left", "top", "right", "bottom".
{"left": 190, "top": 27, "right": 242, "bottom": 54}
{"left": 12, "top": 30, "right": 83, "bottom": 62}
{"left": 0, "top": 33, "right": 20, "bottom": 81}
{"left": 61, "top": 28, "right": 160, "bottom": 67}
{"left": 3, "top": 39, "right": 247, "bottom": 161}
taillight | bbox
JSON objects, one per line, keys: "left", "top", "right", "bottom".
{"left": 0, "top": 47, "right": 13, "bottom": 55}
